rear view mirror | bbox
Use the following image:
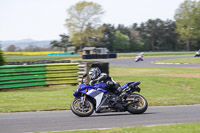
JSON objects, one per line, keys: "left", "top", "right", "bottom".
{"left": 81, "top": 73, "right": 88, "bottom": 84}
{"left": 83, "top": 73, "right": 88, "bottom": 78}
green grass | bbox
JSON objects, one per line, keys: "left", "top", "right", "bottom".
{"left": 154, "top": 57, "right": 200, "bottom": 64}
{"left": 110, "top": 67, "right": 200, "bottom": 106}
{"left": 4, "top": 55, "right": 81, "bottom": 62}
{"left": 0, "top": 85, "right": 74, "bottom": 112}
{"left": 4, "top": 52, "right": 195, "bottom": 62}
{"left": 118, "top": 51, "right": 194, "bottom": 57}
{"left": 42, "top": 123, "right": 200, "bottom": 133}
{"left": 0, "top": 67, "right": 200, "bottom": 112}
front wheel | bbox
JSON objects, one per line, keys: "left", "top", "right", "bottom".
{"left": 71, "top": 98, "right": 94, "bottom": 117}
{"left": 127, "top": 93, "right": 148, "bottom": 114}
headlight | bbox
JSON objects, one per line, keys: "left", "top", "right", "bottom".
{"left": 74, "top": 86, "right": 80, "bottom": 93}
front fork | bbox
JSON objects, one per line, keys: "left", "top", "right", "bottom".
{"left": 81, "top": 89, "right": 88, "bottom": 104}
{"left": 80, "top": 94, "right": 87, "bottom": 104}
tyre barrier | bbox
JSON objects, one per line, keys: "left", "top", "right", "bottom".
{"left": 0, "top": 61, "right": 109, "bottom": 89}
{"left": 0, "top": 63, "right": 79, "bottom": 89}
{"left": 82, "top": 53, "right": 117, "bottom": 59}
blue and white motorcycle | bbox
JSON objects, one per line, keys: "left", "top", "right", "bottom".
{"left": 71, "top": 73, "right": 148, "bottom": 117}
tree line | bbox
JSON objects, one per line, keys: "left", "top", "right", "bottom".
{"left": 4, "top": 0, "right": 200, "bottom": 53}
{"left": 51, "top": 0, "right": 200, "bottom": 52}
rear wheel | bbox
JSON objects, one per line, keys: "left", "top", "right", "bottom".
{"left": 127, "top": 93, "right": 148, "bottom": 114}
{"left": 71, "top": 98, "right": 94, "bottom": 117}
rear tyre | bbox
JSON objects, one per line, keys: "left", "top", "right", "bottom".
{"left": 127, "top": 93, "right": 148, "bottom": 114}
{"left": 71, "top": 98, "right": 94, "bottom": 117}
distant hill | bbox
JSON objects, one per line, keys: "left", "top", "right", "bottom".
{"left": 0, "top": 39, "right": 54, "bottom": 51}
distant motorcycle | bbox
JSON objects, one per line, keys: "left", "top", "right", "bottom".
{"left": 194, "top": 51, "right": 200, "bottom": 57}
{"left": 71, "top": 73, "right": 148, "bottom": 117}
{"left": 135, "top": 55, "right": 144, "bottom": 62}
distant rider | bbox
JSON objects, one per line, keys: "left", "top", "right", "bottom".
{"left": 88, "top": 67, "right": 122, "bottom": 95}
{"left": 195, "top": 49, "right": 200, "bottom": 57}
{"left": 138, "top": 52, "right": 144, "bottom": 59}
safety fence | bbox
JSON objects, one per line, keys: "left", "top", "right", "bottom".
{"left": 4, "top": 51, "right": 77, "bottom": 55}
{"left": 0, "top": 63, "right": 79, "bottom": 89}
{"left": 4, "top": 51, "right": 62, "bottom": 55}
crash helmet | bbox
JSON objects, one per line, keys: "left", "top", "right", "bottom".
{"left": 88, "top": 67, "right": 101, "bottom": 80}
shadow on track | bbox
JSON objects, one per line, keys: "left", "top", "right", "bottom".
{"left": 91, "top": 112, "right": 156, "bottom": 117}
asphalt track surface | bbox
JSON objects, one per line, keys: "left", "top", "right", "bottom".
{"left": 0, "top": 56, "right": 200, "bottom": 133}
{"left": 101, "top": 55, "right": 200, "bottom": 68}
{"left": 1, "top": 105, "right": 200, "bottom": 133}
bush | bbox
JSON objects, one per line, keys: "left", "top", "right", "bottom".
{"left": 0, "top": 46, "right": 6, "bottom": 66}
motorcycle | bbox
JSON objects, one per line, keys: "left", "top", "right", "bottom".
{"left": 135, "top": 55, "right": 144, "bottom": 62}
{"left": 71, "top": 73, "right": 148, "bottom": 117}
{"left": 194, "top": 51, "right": 200, "bottom": 57}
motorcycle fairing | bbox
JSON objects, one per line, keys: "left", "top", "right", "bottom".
{"left": 121, "top": 82, "right": 135, "bottom": 89}
{"left": 97, "top": 88, "right": 107, "bottom": 93}
{"left": 85, "top": 89, "right": 104, "bottom": 110}
{"left": 73, "top": 83, "right": 96, "bottom": 96}
{"left": 80, "top": 84, "right": 95, "bottom": 90}
{"left": 94, "top": 82, "right": 107, "bottom": 88}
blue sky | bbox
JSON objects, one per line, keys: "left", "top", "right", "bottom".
{"left": 0, "top": 0, "right": 185, "bottom": 41}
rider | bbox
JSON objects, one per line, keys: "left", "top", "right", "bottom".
{"left": 196, "top": 49, "right": 200, "bottom": 55}
{"left": 88, "top": 67, "right": 122, "bottom": 95}
{"left": 138, "top": 52, "right": 144, "bottom": 59}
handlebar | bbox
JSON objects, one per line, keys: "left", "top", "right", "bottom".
{"left": 129, "top": 81, "right": 141, "bottom": 88}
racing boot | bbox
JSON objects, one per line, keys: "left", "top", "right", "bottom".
{"left": 117, "top": 87, "right": 127, "bottom": 102}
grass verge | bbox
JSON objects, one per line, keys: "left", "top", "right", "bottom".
{"left": 0, "top": 85, "right": 74, "bottom": 112}
{"left": 110, "top": 67, "right": 200, "bottom": 106}
{"left": 0, "top": 67, "right": 200, "bottom": 112}
{"left": 4, "top": 55, "right": 82, "bottom": 62}
{"left": 117, "top": 51, "right": 194, "bottom": 57}
{"left": 5, "top": 51, "right": 195, "bottom": 62}
{"left": 40, "top": 123, "right": 200, "bottom": 133}
{"left": 154, "top": 57, "right": 200, "bottom": 64}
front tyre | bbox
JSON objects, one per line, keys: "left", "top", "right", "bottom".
{"left": 71, "top": 98, "right": 94, "bottom": 117}
{"left": 127, "top": 93, "right": 148, "bottom": 114}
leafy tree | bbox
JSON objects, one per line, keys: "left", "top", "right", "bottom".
{"left": 65, "top": 1, "right": 104, "bottom": 48}
{"left": 160, "top": 20, "right": 179, "bottom": 50}
{"left": 73, "top": 23, "right": 104, "bottom": 48}
{"left": 50, "top": 34, "right": 72, "bottom": 52}
{"left": 59, "top": 34, "right": 72, "bottom": 52}
{"left": 113, "top": 30, "right": 130, "bottom": 52}
{"left": 116, "top": 24, "right": 143, "bottom": 52}
{"left": 128, "top": 23, "right": 144, "bottom": 51}
{"left": 174, "top": 0, "right": 200, "bottom": 50}
{"left": 0, "top": 43, "right": 6, "bottom": 66}
{"left": 138, "top": 19, "right": 176, "bottom": 51}
{"left": 50, "top": 40, "right": 61, "bottom": 51}
{"left": 6, "top": 45, "right": 16, "bottom": 52}
{"left": 117, "top": 24, "right": 131, "bottom": 37}
{"left": 100, "top": 24, "right": 116, "bottom": 52}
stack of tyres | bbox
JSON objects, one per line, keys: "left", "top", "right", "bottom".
{"left": 82, "top": 55, "right": 87, "bottom": 59}
{"left": 99, "top": 54, "right": 103, "bottom": 59}
{"left": 102, "top": 54, "right": 107, "bottom": 59}
{"left": 82, "top": 53, "right": 117, "bottom": 59}
{"left": 108, "top": 53, "right": 117, "bottom": 58}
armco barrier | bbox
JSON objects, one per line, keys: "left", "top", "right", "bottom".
{"left": 7, "top": 60, "right": 71, "bottom": 65}
{"left": 0, "top": 63, "right": 79, "bottom": 89}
